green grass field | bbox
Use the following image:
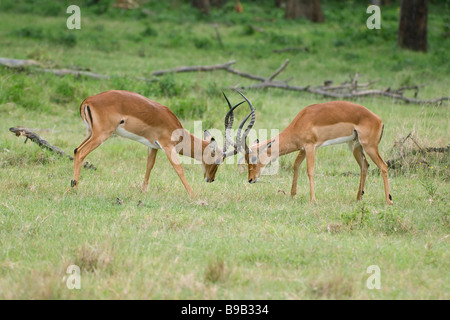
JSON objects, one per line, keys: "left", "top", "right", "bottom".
{"left": 0, "top": 1, "right": 449, "bottom": 299}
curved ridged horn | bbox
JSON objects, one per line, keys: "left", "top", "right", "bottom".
{"left": 235, "top": 91, "right": 256, "bottom": 154}
{"left": 223, "top": 92, "right": 245, "bottom": 156}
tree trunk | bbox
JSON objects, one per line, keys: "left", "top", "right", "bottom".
{"left": 285, "top": 0, "right": 324, "bottom": 22}
{"left": 192, "top": 0, "right": 210, "bottom": 14}
{"left": 398, "top": 0, "right": 428, "bottom": 52}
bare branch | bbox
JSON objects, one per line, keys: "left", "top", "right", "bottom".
{"left": 319, "top": 79, "right": 379, "bottom": 91}
{"left": 152, "top": 60, "right": 236, "bottom": 76}
{"left": 2, "top": 57, "right": 448, "bottom": 105}
{"left": 268, "top": 59, "right": 290, "bottom": 82}
{"left": 0, "top": 57, "right": 41, "bottom": 68}
{"left": 248, "top": 24, "right": 264, "bottom": 33}
{"left": 9, "top": 127, "right": 96, "bottom": 170}
{"left": 213, "top": 24, "right": 224, "bottom": 49}
{"left": 40, "top": 68, "right": 110, "bottom": 80}
{"left": 224, "top": 66, "right": 267, "bottom": 82}
{"left": 272, "top": 46, "right": 309, "bottom": 54}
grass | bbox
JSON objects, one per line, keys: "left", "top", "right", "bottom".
{"left": 0, "top": 1, "right": 449, "bottom": 299}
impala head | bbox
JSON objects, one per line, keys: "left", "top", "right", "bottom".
{"left": 226, "top": 91, "right": 270, "bottom": 184}
{"left": 228, "top": 92, "right": 276, "bottom": 184}
{"left": 201, "top": 91, "right": 256, "bottom": 183}
{"left": 245, "top": 139, "right": 274, "bottom": 183}
{"left": 202, "top": 130, "right": 223, "bottom": 183}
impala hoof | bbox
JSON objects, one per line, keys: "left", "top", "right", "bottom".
{"left": 387, "top": 194, "right": 393, "bottom": 205}
{"left": 71, "top": 180, "right": 77, "bottom": 188}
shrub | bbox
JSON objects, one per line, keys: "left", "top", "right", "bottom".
{"left": 141, "top": 25, "right": 158, "bottom": 38}
{"left": 15, "top": 26, "right": 44, "bottom": 39}
{"left": 376, "top": 209, "right": 412, "bottom": 235}
{"left": 171, "top": 97, "right": 206, "bottom": 119}
{"left": 340, "top": 203, "right": 373, "bottom": 229}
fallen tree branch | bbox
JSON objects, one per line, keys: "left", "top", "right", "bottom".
{"left": 272, "top": 46, "right": 309, "bottom": 54}
{"left": 268, "top": 59, "right": 290, "bottom": 82}
{"left": 223, "top": 65, "right": 267, "bottom": 82}
{"left": 319, "top": 79, "right": 380, "bottom": 91}
{"left": 0, "top": 57, "right": 41, "bottom": 68}
{"left": 2, "top": 57, "right": 448, "bottom": 104}
{"left": 152, "top": 60, "right": 236, "bottom": 76}
{"left": 238, "top": 79, "right": 449, "bottom": 104}
{"left": 248, "top": 24, "right": 264, "bottom": 33}
{"left": 39, "top": 68, "right": 109, "bottom": 80}
{"left": 9, "top": 127, "right": 96, "bottom": 170}
{"left": 213, "top": 23, "right": 224, "bottom": 49}
{"left": 0, "top": 57, "right": 148, "bottom": 82}
{"left": 307, "top": 88, "right": 450, "bottom": 104}
{"left": 227, "top": 63, "right": 448, "bottom": 105}
{"left": 382, "top": 132, "right": 449, "bottom": 172}
{"left": 385, "top": 145, "right": 449, "bottom": 170}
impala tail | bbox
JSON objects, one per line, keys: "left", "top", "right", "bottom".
{"left": 74, "top": 102, "right": 94, "bottom": 157}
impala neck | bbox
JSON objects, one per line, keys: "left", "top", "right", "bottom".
{"left": 176, "top": 130, "right": 209, "bottom": 162}
{"left": 258, "top": 129, "right": 298, "bottom": 161}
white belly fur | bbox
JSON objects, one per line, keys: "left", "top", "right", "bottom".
{"left": 317, "top": 131, "right": 356, "bottom": 148}
{"left": 115, "top": 126, "right": 161, "bottom": 149}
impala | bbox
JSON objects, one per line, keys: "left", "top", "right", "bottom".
{"left": 238, "top": 96, "right": 393, "bottom": 205}
{"left": 71, "top": 90, "right": 254, "bottom": 197}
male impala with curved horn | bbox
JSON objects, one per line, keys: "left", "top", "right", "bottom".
{"left": 238, "top": 96, "right": 393, "bottom": 205}
{"left": 71, "top": 90, "right": 254, "bottom": 197}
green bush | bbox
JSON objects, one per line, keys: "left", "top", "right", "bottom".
{"left": 0, "top": 73, "right": 45, "bottom": 111}
{"left": 158, "top": 75, "right": 184, "bottom": 97}
{"left": 14, "top": 26, "right": 45, "bottom": 39}
{"left": 141, "top": 25, "right": 158, "bottom": 38}
{"left": 171, "top": 97, "right": 206, "bottom": 119}
{"left": 340, "top": 204, "right": 373, "bottom": 229}
{"left": 376, "top": 209, "right": 411, "bottom": 235}
{"left": 193, "top": 37, "right": 213, "bottom": 49}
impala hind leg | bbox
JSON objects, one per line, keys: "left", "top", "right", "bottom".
{"left": 72, "top": 131, "right": 112, "bottom": 188}
{"left": 351, "top": 144, "right": 369, "bottom": 201}
{"left": 291, "top": 150, "right": 306, "bottom": 196}
{"left": 361, "top": 144, "right": 393, "bottom": 205}
{"left": 142, "top": 148, "right": 158, "bottom": 193}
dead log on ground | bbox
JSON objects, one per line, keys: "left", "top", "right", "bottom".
{"left": 2, "top": 57, "right": 448, "bottom": 104}
{"left": 233, "top": 61, "right": 449, "bottom": 105}
{"left": 151, "top": 60, "right": 237, "bottom": 76}
{"left": 9, "top": 127, "right": 96, "bottom": 170}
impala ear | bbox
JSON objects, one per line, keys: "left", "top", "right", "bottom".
{"left": 209, "top": 137, "right": 217, "bottom": 156}
{"left": 260, "top": 139, "right": 274, "bottom": 150}
{"left": 204, "top": 130, "right": 212, "bottom": 142}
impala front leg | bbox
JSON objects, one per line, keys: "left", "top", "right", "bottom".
{"left": 351, "top": 144, "right": 369, "bottom": 201}
{"left": 142, "top": 148, "right": 158, "bottom": 193}
{"left": 162, "top": 145, "right": 195, "bottom": 198}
